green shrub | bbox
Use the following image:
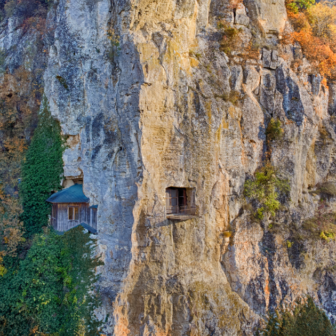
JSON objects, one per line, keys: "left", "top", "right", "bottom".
{"left": 287, "top": 0, "right": 315, "bottom": 14}
{"left": 257, "top": 296, "right": 336, "bottom": 336}
{"left": 20, "top": 97, "right": 65, "bottom": 237}
{"left": 244, "top": 164, "right": 290, "bottom": 219}
{"left": 266, "top": 118, "right": 283, "bottom": 142}
{"left": 0, "top": 226, "right": 103, "bottom": 336}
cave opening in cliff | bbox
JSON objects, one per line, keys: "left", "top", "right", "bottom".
{"left": 166, "top": 187, "right": 196, "bottom": 219}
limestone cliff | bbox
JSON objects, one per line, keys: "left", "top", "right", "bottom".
{"left": 1, "top": 0, "right": 336, "bottom": 334}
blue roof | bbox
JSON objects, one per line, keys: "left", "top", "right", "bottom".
{"left": 47, "top": 184, "right": 89, "bottom": 203}
{"left": 89, "top": 205, "right": 98, "bottom": 209}
{"left": 54, "top": 223, "right": 97, "bottom": 235}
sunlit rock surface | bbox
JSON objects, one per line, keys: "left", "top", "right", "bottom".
{"left": 1, "top": 0, "right": 336, "bottom": 334}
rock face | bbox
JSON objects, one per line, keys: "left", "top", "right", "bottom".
{"left": 2, "top": 0, "right": 336, "bottom": 334}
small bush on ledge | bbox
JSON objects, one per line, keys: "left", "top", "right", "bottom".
{"left": 266, "top": 118, "right": 283, "bottom": 142}
{"left": 219, "top": 24, "right": 242, "bottom": 55}
{"left": 244, "top": 164, "right": 290, "bottom": 220}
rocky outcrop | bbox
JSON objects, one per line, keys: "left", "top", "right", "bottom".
{"left": 43, "top": 0, "right": 336, "bottom": 334}
{"left": 1, "top": 0, "right": 336, "bottom": 334}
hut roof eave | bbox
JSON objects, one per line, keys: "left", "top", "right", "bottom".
{"left": 47, "top": 184, "right": 90, "bottom": 204}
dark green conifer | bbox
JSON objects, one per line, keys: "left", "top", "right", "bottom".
{"left": 20, "top": 97, "right": 65, "bottom": 236}
{"left": 257, "top": 297, "right": 336, "bottom": 336}
{"left": 0, "top": 227, "right": 103, "bottom": 335}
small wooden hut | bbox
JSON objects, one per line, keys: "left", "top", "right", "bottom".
{"left": 47, "top": 184, "right": 98, "bottom": 233}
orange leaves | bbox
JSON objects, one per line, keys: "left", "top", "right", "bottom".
{"left": 286, "top": 2, "right": 336, "bottom": 79}
{"left": 228, "top": 0, "right": 243, "bottom": 10}
{"left": 0, "top": 191, "right": 24, "bottom": 275}
{"left": 4, "top": 138, "right": 28, "bottom": 154}
{"left": 291, "top": 29, "right": 336, "bottom": 77}
{"left": 0, "top": 65, "right": 39, "bottom": 271}
{"left": 290, "top": 12, "right": 311, "bottom": 31}
{"left": 22, "top": 16, "right": 47, "bottom": 35}
{"left": 0, "top": 66, "right": 40, "bottom": 190}
{"left": 30, "top": 325, "right": 39, "bottom": 334}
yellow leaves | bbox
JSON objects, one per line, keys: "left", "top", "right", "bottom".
{"left": 306, "top": 2, "right": 336, "bottom": 39}
{"left": 288, "top": 1, "right": 336, "bottom": 78}
{"left": 30, "top": 325, "right": 39, "bottom": 335}
{"left": 0, "top": 254, "right": 7, "bottom": 277}
{"left": 0, "top": 264, "right": 7, "bottom": 277}
{"left": 0, "top": 193, "right": 24, "bottom": 262}
{"left": 320, "top": 230, "right": 335, "bottom": 242}
{"left": 39, "top": 294, "right": 51, "bottom": 306}
{"left": 223, "top": 231, "right": 232, "bottom": 238}
{"left": 107, "top": 27, "right": 120, "bottom": 46}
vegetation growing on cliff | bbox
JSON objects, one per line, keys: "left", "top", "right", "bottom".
{"left": 244, "top": 164, "right": 290, "bottom": 220}
{"left": 0, "top": 193, "right": 24, "bottom": 276}
{"left": 286, "top": 0, "right": 336, "bottom": 78}
{"left": 0, "top": 94, "right": 102, "bottom": 334}
{"left": 20, "top": 97, "right": 65, "bottom": 237}
{"left": 257, "top": 297, "right": 336, "bottom": 335}
{"left": 302, "top": 200, "right": 336, "bottom": 242}
{"left": 0, "top": 67, "right": 42, "bottom": 274}
{"left": 2, "top": 0, "right": 52, "bottom": 18}
{"left": 266, "top": 119, "right": 283, "bottom": 143}
{"left": 265, "top": 118, "right": 284, "bottom": 159}
{"left": 0, "top": 227, "right": 103, "bottom": 336}
{"left": 219, "top": 24, "right": 242, "bottom": 55}
{"left": 107, "top": 27, "right": 120, "bottom": 63}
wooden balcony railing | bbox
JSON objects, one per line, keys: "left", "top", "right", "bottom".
{"left": 166, "top": 205, "right": 197, "bottom": 219}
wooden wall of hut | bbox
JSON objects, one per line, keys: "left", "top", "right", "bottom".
{"left": 51, "top": 203, "right": 97, "bottom": 232}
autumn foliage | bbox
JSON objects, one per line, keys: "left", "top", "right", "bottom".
{"left": 0, "top": 191, "right": 24, "bottom": 276}
{"left": 1, "top": 0, "right": 52, "bottom": 34}
{"left": 0, "top": 68, "right": 42, "bottom": 272}
{"left": 286, "top": 0, "right": 336, "bottom": 78}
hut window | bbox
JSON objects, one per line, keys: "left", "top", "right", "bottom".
{"left": 90, "top": 208, "right": 97, "bottom": 227}
{"left": 166, "top": 187, "right": 196, "bottom": 216}
{"left": 68, "top": 206, "right": 79, "bottom": 220}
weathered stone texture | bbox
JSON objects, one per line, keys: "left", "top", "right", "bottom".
{"left": 2, "top": 0, "right": 336, "bottom": 334}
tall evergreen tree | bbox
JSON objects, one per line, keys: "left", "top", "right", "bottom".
{"left": 0, "top": 227, "right": 103, "bottom": 335}
{"left": 20, "top": 97, "right": 65, "bottom": 236}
